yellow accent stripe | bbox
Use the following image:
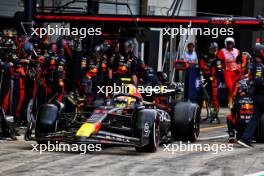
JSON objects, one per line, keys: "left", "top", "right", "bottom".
{"left": 200, "top": 125, "right": 227, "bottom": 132}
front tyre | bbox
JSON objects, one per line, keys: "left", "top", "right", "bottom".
{"left": 171, "top": 102, "right": 200, "bottom": 142}
{"left": 135, "top": 117, "right": 160, "bottom": 152}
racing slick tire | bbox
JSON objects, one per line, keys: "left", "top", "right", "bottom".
{"left": 171, "top": 102, "right": 200, "bottom": 142}
{"left": 135, "top": 110, "right": 160, "bottom": 152}
{"left": 255, "top": 114, "right": 264, "bottom": 143}
{"left": 35, "top": 104, "right": 59, "bottom": 144}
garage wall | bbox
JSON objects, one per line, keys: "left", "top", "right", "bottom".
{"left": 0, "top": 0, "right": 23, "bottom": 18}
{"left": 99, "top": 0, "right": 140, "bottom": 15}
{"left": 148, "top": 0, "right": 196, "bottom": 16}
{"left": 55, "top": 0, "right": 140, "bottom": 15}
{"left": 147, "top": 0, "right": 197, "bottom": 72}
{"left": 56, "top": 0, "right": 86, "bottom": 13}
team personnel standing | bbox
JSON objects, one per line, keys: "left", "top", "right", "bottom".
{"left": 199, "top": 42, "right": 221, "bottom": 122}
{"left": 218, "top": 37, "right": 241, "bottom": 108}
{"left": 183, "top": 42, "right": 198, "bottom": 66}
{"left": 238, "top": 44, "right": 264, "bottom": 148}
{"left": 79, "top": 52, "right": 101, "bottom": 104}
{"left": 226, "top": 52, "right": 252, "bottom": 143}
{"left": 109, "top": 41, "right": 137, "bottom": 85}
{"left": 108, "top": 41, "right": 120, "bottom": 84}
{"left": 97, "top": 45, "right": 109, "bottom": 85}
{"left": 184, "top": 42, "right": 200, "bottom": 102}
{"left": 124, "top": 40, "right": 144, "bottom": 83}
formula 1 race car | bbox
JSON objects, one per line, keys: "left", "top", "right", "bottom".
{"left": 25, "top": 82, "right": 200, "bottom": 152}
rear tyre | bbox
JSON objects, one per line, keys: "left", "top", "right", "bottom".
{"left": 171, "top": 102, "right": 200, "bottom": 142}
{"left": 135, "top": 118, "right": 160, "bottom": 152}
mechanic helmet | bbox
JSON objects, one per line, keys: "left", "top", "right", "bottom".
{"left": 101, "top": 40, "right": 111, "bottom": 52}
{"left": 224, "top": 37, "right": 235, "bottom": 47}
{"left": 48, "top": 43, "right": 57, "bottom": 55}
{"left": 254, "top": 44, "right": 264, "bottom": 63}
{"left": 113, "top": 41, "right": 120, "bottom": 53}
{"left": 58, "top": 57, "right": 66, "bottom": 66}
{"left": 157, "top": 71, "right": 168, "bottom": 83}
{"left": 124, "top": 40, "right": 134, "bottom": 53}
{"left": 237, "top": 52, "right": 252, "bottom": 75}
{"left": 143, "top": 66, "right": 155, "bottom": 77}
{"left": 238, "top": 78, "right": 249, "bottom": 94}
{"left": 94, "top": 44, "right": 101, "bottom": 53}
{"left": 207, "top": 42, "right": 219, "bottom": 58}
{"left": 80, "top": 77, "right": 92, "bottom": 95}
{"left": 36, "top": 48, "right": 42, "bottom": 56}
{"left": 23, "top": 41, "right": 33, "bottom": 54}
{"left": 146, "top": 66, "right": 154, "bottom": 72}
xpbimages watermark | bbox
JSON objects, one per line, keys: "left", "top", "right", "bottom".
{"left": 31, "top": 25, "right": 102, "bottom": 38}
{"left": 96, "top": 83, "right": 183, "bottom": 96}
{"left": 31, "top": 141, "right": 102, "bottom": 154}
{"left": 163, "top": 142, "right": 234, "bottom": 154}
{"left": 163, "top": 25, "right": 234, "bottom": 38}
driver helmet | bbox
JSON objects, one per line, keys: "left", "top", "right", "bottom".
{"left": 114, "top": 84, "right": 142, "bottom": 107}
{"left": 114, "top": 96, "right": 128, "bottom": 108}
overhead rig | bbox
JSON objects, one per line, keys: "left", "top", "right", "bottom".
{"left": 35, "top": 14, "right": 264, "bottom": 29}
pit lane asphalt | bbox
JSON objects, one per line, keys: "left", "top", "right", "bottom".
{"left": 0, "top": 108, "right": 264, "bottom": 176}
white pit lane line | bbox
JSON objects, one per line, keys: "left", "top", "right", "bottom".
{"left": 245, "top": 171, "right": 264, "bottom": 176}
{"left": 198, "top": 134, "right": 229, "bottom": 141}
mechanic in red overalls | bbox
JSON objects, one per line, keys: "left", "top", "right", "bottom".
{"left": 218, "top": 37, "right": 241, "bottom": 108}
{"left": 1, "top": 38, "right": 32, "bottom": 126}
{"left": 199, "top": 42, "right": 221, "bottom": 121}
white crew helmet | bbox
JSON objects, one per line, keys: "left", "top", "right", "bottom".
{"left": 225, "top": 37, "right": 235, "bottom": 47}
